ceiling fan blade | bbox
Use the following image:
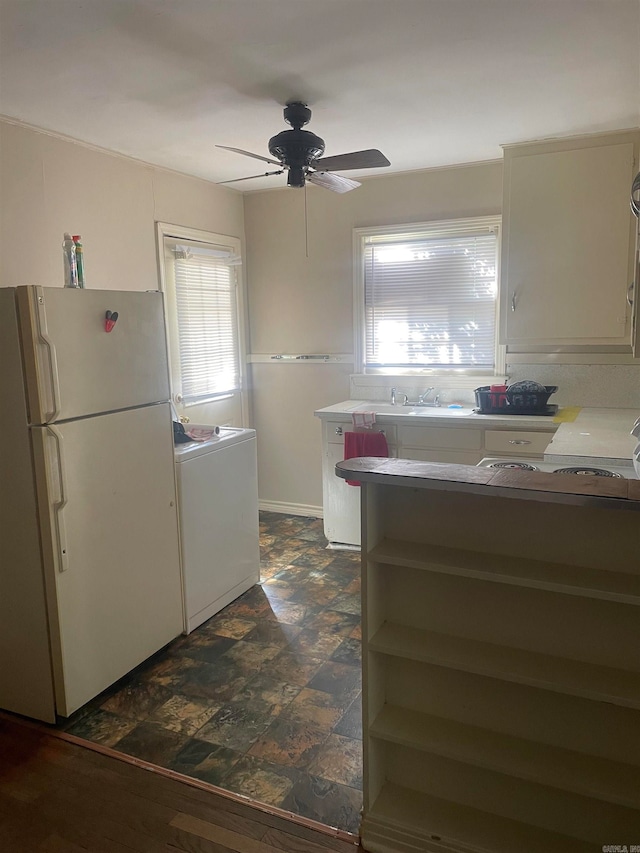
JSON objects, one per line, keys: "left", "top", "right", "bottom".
{"left": 218, "top": 170, "right": 285, "bottom": 185}
{"left": 314, "top": 149, "right": 390, "bottom": 172}
{"left": 216, "top": 145, "right": 281, "bottom": 166}
{"left": 307, "top": 171, "right": 361, "bottom": 194}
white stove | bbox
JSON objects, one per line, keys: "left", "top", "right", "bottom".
{"left": 478, "top": 457, "right": 637, "bottom": 479}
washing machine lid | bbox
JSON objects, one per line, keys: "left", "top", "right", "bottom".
{"left": 174, "top": 426, "right": 256, "bottom": 461}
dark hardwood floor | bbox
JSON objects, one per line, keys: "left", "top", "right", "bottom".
{"left": 0, "top": 715, "right": 362, "bottom": 852}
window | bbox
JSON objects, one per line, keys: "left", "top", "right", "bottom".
{"left": 168, "top": 241, "right": 240, "bottom": 403}
{"left": 355, "top": 217, "right": 501, "bottom": 373}
{"left": 157, "top": 224, "right": 247, "bottom": 426}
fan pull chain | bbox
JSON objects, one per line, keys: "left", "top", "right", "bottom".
{"left": 304, "top": 181, "right": 309, "bottom": 258}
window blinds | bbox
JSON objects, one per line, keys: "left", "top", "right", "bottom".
{"left": 363, "top": 225, "right": 498, "bottom": 369}
{"left": 167, "top": 239, "right": 240, "bottom": 404}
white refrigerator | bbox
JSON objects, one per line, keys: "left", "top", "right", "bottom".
{"left": 0, "top": 286, "right": 184, "bottom": 723}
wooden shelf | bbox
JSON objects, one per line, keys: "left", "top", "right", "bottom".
{"left": 364, "top": 783, "right": 593, "bottom": 853}
{"left": 369, "top": 622, "right": 640, "bottom": 709}
{"left": 359, "top": 455, "right": 640, "bottom": 849}
{"left": 370, "top": 705, "right": 639, "bottom": 809}
{"left": 368, "top": 539, "right": 640, "bottom": 606}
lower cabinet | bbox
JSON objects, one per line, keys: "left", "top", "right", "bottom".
{"left": 359, "top": 478, "right": 640, "bottom": 852}
{"left": 398, "top": 424, "right": 483, "bottom": 466}
{"left": 323, "top": 441, "right": 368, "bottom": 547}
{"left": 322, "top": 422, "right": 397, "bottom": 547}
{"left": 484, "top": 429, "right": 552, "bottom": 457}
{"left": 320, "top": 419, "right": 555, "bottom": 547}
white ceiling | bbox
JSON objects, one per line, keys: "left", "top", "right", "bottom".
{"left": 1, "top": 0, "right": 639, "bottom": 192}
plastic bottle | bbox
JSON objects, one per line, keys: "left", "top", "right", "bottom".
{"left": 72, "top": 235, "right": 85, "bottom": 288}
{"left": 62, "top": 233, "right": 78, "bottom": 288}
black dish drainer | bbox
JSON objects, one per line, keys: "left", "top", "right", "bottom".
{"left": 474, "top": 385, "right": 558, "bottom": 415}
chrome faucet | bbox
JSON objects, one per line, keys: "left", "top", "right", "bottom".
{"left": 390, "top": 387, "right": 397, "bottom": 406}
{"left": 418, "top": 387, "right": 436, "bottom": 405}
{"left": 403, "top": 387, "right": 441, "bottom": 407}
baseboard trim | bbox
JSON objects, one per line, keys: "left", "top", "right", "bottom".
{"left": 258, "top": 499, "right": 323, "bottom": 519}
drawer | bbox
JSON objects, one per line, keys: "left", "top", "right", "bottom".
{"left": 397, "top": 425, "right": 482, "bottom": 451}
{"left": 400, "top": 448, "right": 482, "bottom": 465}
{"left": 484, "top": 429, "right": 554, "bottom": 456}
{"left": 326, "top": 420, "right": 397, "bottom": 445}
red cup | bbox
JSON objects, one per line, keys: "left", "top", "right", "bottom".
{"left": 489, "top": 384, "right": 508, "bottom": 407}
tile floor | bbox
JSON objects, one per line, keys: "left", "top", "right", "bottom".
{"left": 61, "top": 511, "right": 363, "bottom": 834}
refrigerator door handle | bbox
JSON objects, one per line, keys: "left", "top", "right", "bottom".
{"left": 34, "top": 287, "right": 61, "bottom": 422}
{"left": 47, "top": 425, "right": 70, "bottom": 572}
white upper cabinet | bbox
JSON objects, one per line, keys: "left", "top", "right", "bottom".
{"left": 500, "top": 130, "right": 640, "bottom": 352}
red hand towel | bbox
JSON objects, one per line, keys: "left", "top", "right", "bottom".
{"left": 343, "top": 430, "right": 389, "bottom": 486}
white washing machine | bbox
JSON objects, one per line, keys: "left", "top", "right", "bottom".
{"left": 174, "top": 427, "right": 260, "bottom": 633}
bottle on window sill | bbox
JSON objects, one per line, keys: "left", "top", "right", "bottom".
{"left": 72, "top": 235, "right": 86, "bottom": 288}
{"left": 62, "top": 232, "right": 78, "bottom": 288}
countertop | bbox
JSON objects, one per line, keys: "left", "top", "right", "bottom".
{"left": 544, "top": 408, "right": 640, "bottom": 464}
{"left": 336, "top": 457, "right": 640, "bottom": 510}
{"left": 314, "top": 400, "right": 563, "bottom": 430}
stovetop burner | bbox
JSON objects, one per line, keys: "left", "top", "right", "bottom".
{"left": 553, "top": 466, "right": 622, "bottom": 478}
{"left": 488, "top": 461, "right": 539, "bottom": 471}
{"left": 478, "top": 457, "right": 636, "bottom": 479}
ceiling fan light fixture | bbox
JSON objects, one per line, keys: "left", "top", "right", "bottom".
{"left": 286, "top": 165, "right": 306, "bottom": 188}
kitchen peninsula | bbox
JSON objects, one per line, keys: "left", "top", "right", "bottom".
{"left": 336, "top": 457, "right": 640, "bottom": 853}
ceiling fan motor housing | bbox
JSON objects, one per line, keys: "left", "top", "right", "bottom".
{"left": 268, "top": 129, "right": 325, "bottom": 187}
{"left": 269, "top": 104, "right": 325, "bottom": 187}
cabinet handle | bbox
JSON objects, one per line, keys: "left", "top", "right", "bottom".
{"left": 627, "top": 282, "right": 634, "bottom": 307}
{"left": 511, "top": 291, "right": 517, "bottom": 312}
{"left": 509, "top": 439, "right": 531, "bottom": 445}
{"left": 336, "top": 425, "right": 386, "bottom": 436}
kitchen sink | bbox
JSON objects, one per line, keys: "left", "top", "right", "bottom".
{"left": 405, "top": 406, "right": 474, "bottom": 417}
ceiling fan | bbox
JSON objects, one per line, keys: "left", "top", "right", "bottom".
{"left": 217, "top": 102, "right": 390, "bottom": 193}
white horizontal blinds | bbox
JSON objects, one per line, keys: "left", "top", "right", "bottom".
{"left": 168, "top": 240, "right": 240, "bottom": 404}
{"left": 364, "top": 225, "right": 498, "bottom": 368}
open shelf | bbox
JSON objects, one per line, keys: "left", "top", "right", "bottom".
{"left": 364, "top": 783, "right": 593, "bottom": 853}
{"left": 369, "top": 622, "right": 640, "bottom": 709}
{"left": 359, "top": 465, "right": 640, "bottom": 850}
{"left": 368, "top": 538, "right": 640, "bottom": 606}
{"left": 370, "top": 705, "right": 639, "bottom": 809}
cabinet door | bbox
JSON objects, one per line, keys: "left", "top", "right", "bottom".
{"left": 323, "top": 430, "right": 397, "bottom": 547}
{"left": 502, "top": 134, "right": 638, "bottom": 347}
{"left": 397, "top": 425, "right": 482, "bottom": 451}
{"left": 324, "top": 441, "right": 363, "bottom": 547}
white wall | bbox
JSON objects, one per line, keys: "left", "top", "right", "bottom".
{"left": 244, "top": 162, "right": 504, "bottom": 512}
{"left": 0, "top": 120, "right": 245, "bottom": 291}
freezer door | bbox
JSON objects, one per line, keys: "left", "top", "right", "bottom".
{"left": 31, "top": 403, "right": 183, "bottom": 717}
{"left": 18, "top": 286, "right": 170, "bottom": 423}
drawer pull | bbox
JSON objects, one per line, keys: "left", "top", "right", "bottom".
{"left": 509, "top": 439, "right": 531, "bottom": 445}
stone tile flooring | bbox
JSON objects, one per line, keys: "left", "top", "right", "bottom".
{"left": 61, "top": 512, "right": 363, "bottom": 834}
